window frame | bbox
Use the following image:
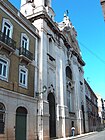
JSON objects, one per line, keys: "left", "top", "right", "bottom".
{"left": 21, "top": 33, "right": 29, "bottom": 50}
{"left": 0, "top": 56, "right": 9, "bottom": 81}
{"left": 19, "top": 65, "right": 28, "bottom": 88}
{"left": 2, "top": 18, "right": 13, "bottom": 38}
{"left": 48, "top": 38, "right": 53, "bottom": 54}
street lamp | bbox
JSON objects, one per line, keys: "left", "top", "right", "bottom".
{"left": 36, "top": 85, "right": 47, "bottom": 96}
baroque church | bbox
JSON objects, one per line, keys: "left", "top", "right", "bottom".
{"left": 0, "top": 0, "right": 89, "bottom": 140}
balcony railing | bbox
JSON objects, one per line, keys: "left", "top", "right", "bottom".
{"left": 0, "top": 31, "right": 16, "bottom": 50}
{"left": 19, "top": 47, "right": 33, "bottom": 61}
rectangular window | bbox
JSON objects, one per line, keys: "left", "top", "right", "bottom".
{"left": 3, "top": 22, "right": 11, "bottom": 37}
{"left": 22, "top": 36, "right": 28, "bottom": 49}
{"left": 0, "top": 58, "right": 8, "bottom": 81}
{"left": 49, "top": 38, "right": 53, "bottom": 54}
{"left": 67, "top": 91, "right": 70, "bottom": 112}
{"left": 19, "top": 66, "right": 28, "bottom": 88}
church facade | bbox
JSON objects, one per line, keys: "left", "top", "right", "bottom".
{"left": 20, "top": 0, "right": 88, "bottom": 139}
{"left": 0, "top": 0, "right": 89, "bottom": 140}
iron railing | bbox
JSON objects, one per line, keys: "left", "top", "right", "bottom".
{"left": 0, "top": 31, "right": 16, "bottom": 50}
{"left": 19, "top": 47, "right": 33, "bottom": 61}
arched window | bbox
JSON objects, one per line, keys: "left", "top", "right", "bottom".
{"left": 66, "top": 66, "right": 72, "bottom": 80}
{"left": 2, "top": 18, "right": 13, "bottom": 38}
{"left": 0, "top": 103, "right": 5, "bottom": 134}
{"left": 0, "top": 56, "right": 9, "bottom": 81}
{"left": 21, "top": 33, "right": 29, "bottom": 50}
{"left": 71, "top": 121, "right": 74, "bottom": 127}
{"left": 66, "top": 66, "right": 73, "bottom": 112}
{"left": 19, "top": 65, "right": 28, "bottom": 88}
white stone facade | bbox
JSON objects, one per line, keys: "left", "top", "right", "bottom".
{"left": 20, "top": 0, "right": 88, "bottom": 139}
{"left": 0, "top": 0, "right": 89, "bottom": 140}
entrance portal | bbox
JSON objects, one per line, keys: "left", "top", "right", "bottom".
{"left": 47, "top": 93, "right": 56, "bottom": 138}
{"left": 81, "top": 105, "right": 86, "bottom": 133}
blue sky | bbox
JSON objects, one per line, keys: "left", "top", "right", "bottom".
{"left": 9, "top": 0, "right": 105, "bottom": 99}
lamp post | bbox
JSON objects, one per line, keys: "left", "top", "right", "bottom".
{"left": 36, "top": 85, "right": 47, "bottom": 140}
{"left": 36, "top": 85, "right": 47, "bottom": 96}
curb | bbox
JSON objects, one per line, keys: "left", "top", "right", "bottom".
{"left": 67, "top": 132, "right": 97, "bottom": 139}
{"left": 53, "top": 132, "right": 97, "bottom": 140}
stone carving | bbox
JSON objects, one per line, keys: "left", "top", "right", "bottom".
{"left": 48, "top": 84, "right": 55, "bottom": 93}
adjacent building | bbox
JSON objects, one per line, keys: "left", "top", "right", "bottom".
{"left": 100, "top": 0, "right": 105, "bottom": 20}
{"left": 96, "top": 94, "right": 105, "bottom": 126}
{"left": 0, "top": 0, "right": 39, "bottom": 140}
{"left": 84, "top": 80, "right": 99, "bottom": 132}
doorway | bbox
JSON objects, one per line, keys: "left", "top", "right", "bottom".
{"left": 47, "top": 93, "right": 56, "bottom": 138}
{"left": 81, "top": 105, "right": 86, "bottom": 133}
{"left": 15, "top": 107, "right": 27, "bottom": 140}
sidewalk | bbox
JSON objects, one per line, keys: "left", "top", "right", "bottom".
{"left": 53, "top": 131, "right": 97, "bottom": 140}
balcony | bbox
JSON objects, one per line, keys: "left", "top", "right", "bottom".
{"left": 19, "top": 47, "right": 33, "bottom": 63}
{"left": 0, "top": 31, "right": 16, "bottom": 54}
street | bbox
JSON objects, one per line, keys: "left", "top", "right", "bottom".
{"left": 75, "top": 130, "right": 105, "bottom": 140}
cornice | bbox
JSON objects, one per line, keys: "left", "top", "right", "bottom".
{"left": 28, "top": 10, "right": 60, "bottom": 35}
{"left": 72, "top": 49, "right": 85, "bottom": 66}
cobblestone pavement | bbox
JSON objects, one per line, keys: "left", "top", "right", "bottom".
{"left": 53, "top": 130, "right": 105, "bottom": 140}
{"left": 71, "top": 130, "right": 105, "bottom": 140}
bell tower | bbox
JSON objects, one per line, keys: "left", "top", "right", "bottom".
{"left": 20, "top": 0, "right": 55, "bottom": 20}
{"left": 33, "top": 0, "right": 51, "bottom": 7}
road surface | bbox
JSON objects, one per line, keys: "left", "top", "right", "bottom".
{"left": 75, "top": 130, "right": 105, "bottom": 140}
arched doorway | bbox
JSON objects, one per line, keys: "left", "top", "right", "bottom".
{"left": 15, "top": 107, "right": 27, "bottom": 140}
{"left": 0, "top": 103, "right": 5, "bottom": 134}
{"left": 81, "top": 105, "right": 86, "bottom": 133}
{"left": 47, "top": 93, "right": 56, "bottom": 138}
